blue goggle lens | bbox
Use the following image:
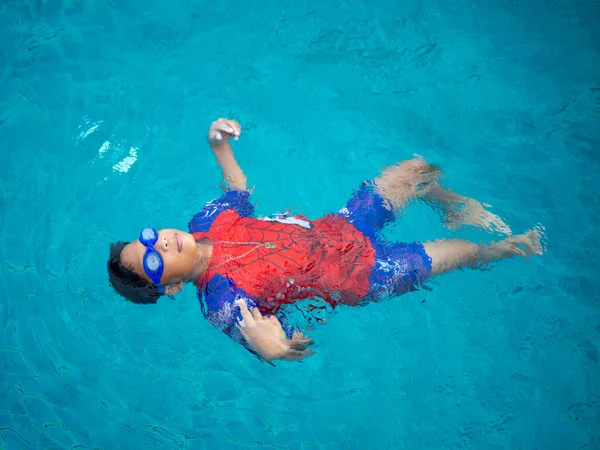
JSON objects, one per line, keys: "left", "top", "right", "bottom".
{"left": 145, "top": 252, "right": 161, "bottom": 273}
{"left": 141, "top": 228, "right": 158, "bottom": 243}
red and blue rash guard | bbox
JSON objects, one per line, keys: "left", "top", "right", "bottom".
{"left": 188, "top": 183, "right": 432, "bottom": 347}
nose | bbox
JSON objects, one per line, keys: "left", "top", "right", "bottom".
{"left": 157, "top": 233, "right": 170, "bottom": 252}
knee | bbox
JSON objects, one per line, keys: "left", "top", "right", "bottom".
{"left": 402, "top": 158, "right": 440, "bottom": 179}
{"left": 380, "top": 158, "right": 440, "bottom": 192}
{"left": 398, "top": 157, "right": 430, "bottom": 171}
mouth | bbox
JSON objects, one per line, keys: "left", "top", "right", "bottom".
{"left": 176, "top": 234, "right": 182, "bottom": 252}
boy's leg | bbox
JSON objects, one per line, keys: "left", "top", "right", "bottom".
{"left": 373, "top": 158, "right": 441, "bottom": 211}
{"left": 374, "top": 157, "right": 511, "bottom": 234}
{"left": 423, "top": 184, "right": 512, "bottom": 234}
{"left": 422, "top": 229, "right": 543, "bottom": 277}
{"left": 336, "top": 159, "right": 436, "bottom": 239}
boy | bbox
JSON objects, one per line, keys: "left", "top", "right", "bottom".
{"left": 108, "top": 118, "right": 543, "bottom": 362}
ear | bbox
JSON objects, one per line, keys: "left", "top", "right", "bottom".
{"left": 164, "top": 280, "right": 183, "bottom": 295}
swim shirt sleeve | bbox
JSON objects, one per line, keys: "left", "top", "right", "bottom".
{"left": 188, "top": 189, "right": 254, "bottom": 233}
{"left": 198, "top": 274, "right": 297, "bottom": 360}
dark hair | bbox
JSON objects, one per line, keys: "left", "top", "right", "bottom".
{"left": 107, "top": 241, "right": 162, "bottom": 304}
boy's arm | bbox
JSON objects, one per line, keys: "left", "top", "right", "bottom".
{"left": 200, "top": 279, "right": 314, "bottom": 363}
{"left": 207, "top": 118, "right": 247, "bottom": 191}
{"left": 236, "top": 299, "right": 314, "bottom": 363}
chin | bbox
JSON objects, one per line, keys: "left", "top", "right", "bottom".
{"left": 185, "top": 231, "right": 197, "bottom": 245}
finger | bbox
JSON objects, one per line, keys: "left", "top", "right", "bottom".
{"left": 216, "top": 120, "right": 239, "bottom": 136}
{"left": 218, "top": 121, "right": 241, "bottom": 141}
{"left": 235, "top": 322, "right": 247, "bottom": 336}
{"left": 208, "top": 130, "right": 223, "bottom": 141}
{"left": 283, "top": 348, "right": 315, "bottom": 361}
{"left": 236, "top": 299, "right": 254, "bottom": 324}
{"left": 289, "top": 338, "right": 314, "bottom": 350}
{"left": 289, "top": 334, "right": 314, "bottom": 350}
{"left": 215, "top": 123, "right": 235, "bottom": 135}
{"left": 292, "top": 331, "right": 311, "bottom": 341}
{"left": 251, "top": 307, "right": 263, "bottom": 320}
{"left": 229, "top": 120, "right": 241, "bottom": 138}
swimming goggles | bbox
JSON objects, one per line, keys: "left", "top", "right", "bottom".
{"left": 139, "top": 227, "right": 165, "bottom": 294}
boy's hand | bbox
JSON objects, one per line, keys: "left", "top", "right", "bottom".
{"left": 236, "top": 299, "right": 314, "bottom": 362}
{"left": 208, "top": 118, "right": 241, "bottom": 148}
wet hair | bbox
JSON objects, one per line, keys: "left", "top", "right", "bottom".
{"left": 107, "top": 242, "right": 162, "bottom": 304}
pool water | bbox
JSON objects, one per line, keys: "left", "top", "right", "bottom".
{"left": 1, "top": 0, "right": 599, "bottom": 448}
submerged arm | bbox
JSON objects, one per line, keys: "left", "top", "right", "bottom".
{"left": 236, "top": 299, "right": 314, "bottom": 363}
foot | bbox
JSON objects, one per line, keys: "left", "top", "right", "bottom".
{"left": 503, "top": 227, "right": 545, "bottom": 258}
{"left": 445, "top": 199, "right": 512, "bottom": 235}
{"left": 478, "top": 226, "right": 544, "bottom": 266}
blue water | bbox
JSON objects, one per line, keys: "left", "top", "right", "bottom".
{"left": 1, "top": 0, "right": 599, "bottom": 448}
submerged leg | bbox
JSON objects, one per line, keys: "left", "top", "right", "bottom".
{"left": 423, "top": 228, "right": 544, "bottom": 277}
{"left": 373, "top": 157, "right": 441, "bottom": 211}
{"left": 422, "top": 184, "right": 512, "bottom": 235}
{"left": 374, "top": 156, "right": 511, "bottom": 234}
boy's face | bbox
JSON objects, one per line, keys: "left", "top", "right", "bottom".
{"left": 120, "top": 228, "right": 198, "bottom": 287}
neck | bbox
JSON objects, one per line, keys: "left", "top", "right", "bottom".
{"left": 185, "top": 240, "right": 213, "bottom": 282}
